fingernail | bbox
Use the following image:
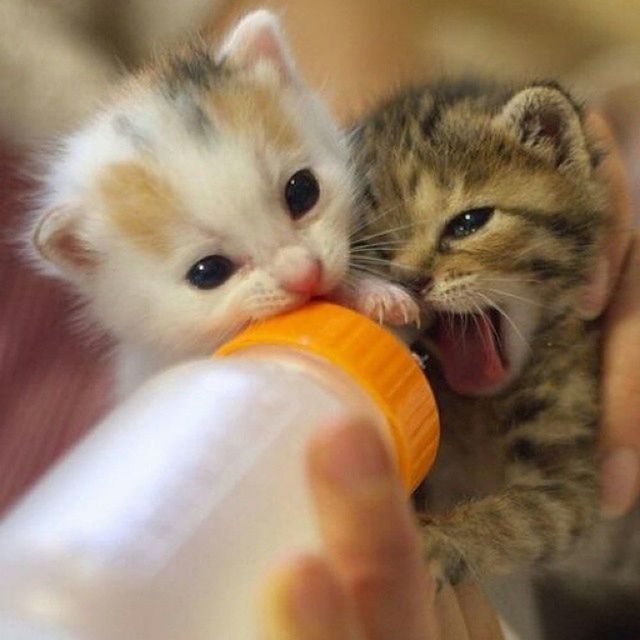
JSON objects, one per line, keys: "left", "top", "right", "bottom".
{"left": 316, "top": 419, "right": 391, "bottom": 489}
{"left": 600, "top": 447, "right": 640, "bottom": 518}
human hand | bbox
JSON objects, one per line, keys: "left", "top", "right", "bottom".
{"left": 260, "top": 417, "right": 505, "bottom": 640}
{"left": 582, "top": 113, "right": 640, "bottom": 518}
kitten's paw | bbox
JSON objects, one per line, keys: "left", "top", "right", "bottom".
{"left": 337, "top": 279, "right": 419, "bottom": 326}
{"left": 331, "top": 276, "right": 420, "bottom": 325}
{"left": 365, "top": 285, "right": 420, "bottom": 326}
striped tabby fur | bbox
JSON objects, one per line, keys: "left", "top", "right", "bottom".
{"left": 349, "top": 79, "right": 617, "bottom": 584}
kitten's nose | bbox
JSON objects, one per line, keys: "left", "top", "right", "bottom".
{"left": 281, "top": 259, "right": 322, "bottom": 294}
{"left": 274, "top": 247, "right": 323, "bottom": 295}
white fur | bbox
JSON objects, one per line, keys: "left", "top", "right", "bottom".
{"left": 217, "top": 9, "right": 298, "bottom": 82}
{"left": 31, "top": 11, "right": 355, "bottom": 396}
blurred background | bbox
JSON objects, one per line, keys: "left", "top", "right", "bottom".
{"left": 1, "top": 2, "right": 639, "bottom": 638}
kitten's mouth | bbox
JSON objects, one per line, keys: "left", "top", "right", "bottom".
{"left": 430, "top": 308, "right": 509, "bottom": 395}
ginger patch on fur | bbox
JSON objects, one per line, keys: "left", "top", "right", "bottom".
{"left": 98, "top": 162, "right": 182, "bottom": 256}
{"left": 206, "top": 82, "right": 301, "bottom": 152}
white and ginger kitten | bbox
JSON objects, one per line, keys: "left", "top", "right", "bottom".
{"left": 30, "top": 10, "right": 415, "bottom": 396}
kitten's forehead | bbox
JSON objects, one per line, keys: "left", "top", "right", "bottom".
{"left": 203, "top": 80, "right": 302, "bottom": 152}
{"left": 362, "top": 86, "right": 547, "bottom": 184}
{"left": 363, "top": 89, "right": 574, "bottom": 216}
{"left": 356, "top": 87, "right": 585, "bottom": 274}
{"left": 75, "top": 59, "right": 307, "bottom": 251}
{"left": 115, "top": 62, "right": 303, "bottom": 157}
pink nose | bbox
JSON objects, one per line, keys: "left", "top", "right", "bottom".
{"left": 280, "top": 259, "right": 322, "bottom": 294}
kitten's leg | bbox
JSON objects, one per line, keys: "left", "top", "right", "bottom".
{"left": 419, "top": 401, "right": 600, "bottom": 585}
{"left": 331, "top": 274, "right": 420, "bottom": 325}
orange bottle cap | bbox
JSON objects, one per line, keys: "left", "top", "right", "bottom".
{"left": 215, "top": 302, "right": 439, "bottom": 491}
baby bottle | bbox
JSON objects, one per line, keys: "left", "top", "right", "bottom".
{"left": 0, "top": 302, "right": 439, "bottom": 640}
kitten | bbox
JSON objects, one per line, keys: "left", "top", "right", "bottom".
{"left": 29, "top": 10, "right": 411, "bottom": 395}
{"left": 349, "top": 79, "right": 617, "bottom": 584}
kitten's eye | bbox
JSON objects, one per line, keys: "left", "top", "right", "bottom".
{"left": 285, "top": 169, "right": 320, "bottom": 219}
{"left": 186, "top": 255, "right": 236, "bottom": 290}
{"left": 442, "top": 207, "right": 494, "bottom": 239}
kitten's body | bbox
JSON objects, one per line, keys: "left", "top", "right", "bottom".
{"left": 350, "top": 79, "right": 639, "bottom": 590}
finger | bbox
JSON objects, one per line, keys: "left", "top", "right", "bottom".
{"left": 580, "top": 112, "right": 633, "bottom": 318}
{"left": 432, "top": 583, "right": 471, "bottom": 640}
{"left": 600, "top": 230, "right": 640, "bottom": 517}
{"left": 261, "top": 554, "right": 364, "bottom": 640}
{"left": 307, "top": 417, "right": 437, "bottom": 640}
{"left": 453, "top": 581, "right": 506, "bottom": 640}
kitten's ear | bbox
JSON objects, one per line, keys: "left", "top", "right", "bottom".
{"left": 33, "top": 206, "right": 98, "bottom": 279}
{"left": 496, "top": 84, "right": 591, "bottom": 174}
{"left": 215, "top": 10, "right": 298, "bottom": 84}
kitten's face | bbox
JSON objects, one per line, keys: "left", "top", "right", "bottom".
{"left": 353, "top": 83, "right": 604, "bottom": 395}
{"left": 33, "top": 12, "right": 352, "bottom": 357}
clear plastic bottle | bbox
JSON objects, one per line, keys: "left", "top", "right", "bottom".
{"left": 0, "top": 303, "right": 438, "bottom": 640}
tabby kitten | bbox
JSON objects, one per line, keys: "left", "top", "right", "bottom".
{"left": 350, "top": 80, "right": 610, "bottom": 583}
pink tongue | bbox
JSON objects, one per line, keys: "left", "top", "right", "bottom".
{"left": 433, "top": 312, "right": 506, "bottom": 394}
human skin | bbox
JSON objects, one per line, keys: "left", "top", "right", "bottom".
{"left": 260, "top": 417, "right": 506, "bottom": 640}
{"left": 584, "top": 113, "right": 640, "bottom": 517}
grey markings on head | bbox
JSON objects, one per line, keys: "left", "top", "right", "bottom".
{"left": 113, "top": 115, "right": 152, "bottom": 151}
{"left": 163, "top": 47, "right": 228, "bottom": 98}
{"left": 172, "top": 50, "right": 217, "bottom": 88}
{"left": 175, "top": 94, "right": 214, "bottom": 139}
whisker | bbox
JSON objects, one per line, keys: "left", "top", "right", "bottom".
{"left": 358, "top": 202, "right": 402, "bottom": 225}
{"left": 349, "top": 264, "right": 403, "bottom": 284}
{"left": 481, "top": 277, "right": 539, "bottom": 285}
{"left": 351, "top": 220, "right": 423, "bottom": 244}
{"left": 446, "top": 310, "right": 455, "bottom": 351}
{"left": 350, "top": 256, "right": 401, "bottom": 268}
{"left": 463, "top": 300, "right": 491, "bottom": 357}
{"left": 350, "top": 240, "right": 407, "bottom": 252}
{"left": 349, "top": 264, "right": 386, "bottom": 278}
{"left": 349, "top": 258, "right": 421, "bottom": 281}
{"left": 476, "top": 292, "right": 529, "bottom": 351}
{"left": 460, "top": 306, "right": 471, "bottom": 354}
{"left": 484, "top": 288, "right": 547, "bottom": 309}
{"left": 349, "top": 247, "right": 403, "bottom": 257}
{"left": 348, "top": 203, "right": 404, "bottom": 236}
{"left": 472, "top": 300, "right": 503, "bottom": 356}
{"left": 473, "top": 303, "right": 490, "bottom": 355}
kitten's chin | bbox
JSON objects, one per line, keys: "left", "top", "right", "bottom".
{"left": 427, "top": 306, "right": 532, "bottom": 397}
